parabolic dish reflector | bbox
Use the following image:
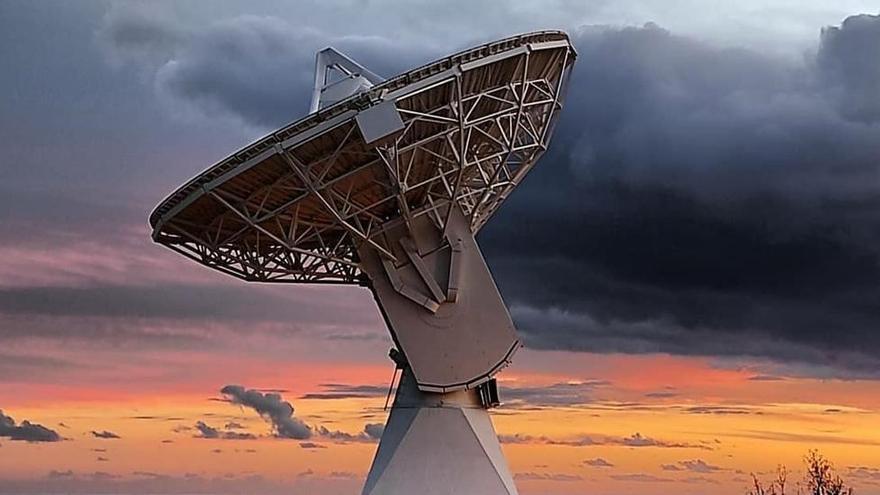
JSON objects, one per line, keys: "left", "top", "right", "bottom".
{"left": 150, "top": 30, "right": 576, "bottom": 392}
{"left": 149, "top": 31, "right": 575, "bottom": 285}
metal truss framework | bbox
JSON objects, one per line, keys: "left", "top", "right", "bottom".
{"left": 153, "top": 40, "right": 574, "bottom": 285}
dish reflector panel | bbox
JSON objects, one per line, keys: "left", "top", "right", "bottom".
{"left": 149, "top": 31, "right": 576, "bottom": 286}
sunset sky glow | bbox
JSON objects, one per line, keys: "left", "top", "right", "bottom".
{"left": 2, "top": 1, "right": 880, "bottom": 494}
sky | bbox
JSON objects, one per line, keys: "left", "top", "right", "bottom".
{"left": 2, "top": 1, "right": 880, "bottom": 494}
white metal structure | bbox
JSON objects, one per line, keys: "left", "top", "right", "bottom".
{"left": 310, "top": 47, "right": 384, "bottom": 113}
{"left": 150, "top": 31, "right": 576, "bottom": 495}
{"left": 362, "top": 367, "right": 517, "bottom": 495}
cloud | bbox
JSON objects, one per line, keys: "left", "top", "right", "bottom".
{"left": 91, "top": 430, "right": 121, "bottom": 439}
{"left": 748, "top": 375, "right": 787, "bottom": 381}
{"left": 89, "top": 471, "right": 119, "bottom": 480}
{"left": 479, "top": 15, "right": 880, "bottom": 378}
{"left": 363, "top": 423, "right": 384, "bottom": 440}
{"left": 611, "top": 473, "right": 674, "bottom": 482}
{"left": 584, "top": 458, "right": 614, "bottom": 467}
{"left": 327, "top": 471, "right": 358, "bottom": 480}
{"left": 132, "top": 471, "right": 167, "bottom": 479}
{"left": 193, "top": 421, "right": 220, "bottom": 438}
{"left": 683, "top": 405, "right": 754, "bottom": 415}
{"left": 5, "top": 467, "right": 303, "bottom": 494}
{"left": 0, "top": 410, "right": 61, "bottom": 442}
{"left": 8, "top": 2, "right": 880, "bottom": 384}
{"left": 46, "top": 470, "right": 74, "bottom": 479}
{"left": 663, "top": 459, "right": 724, "bottom": 473}
{"left": 645, "top": 391, "right": 679, "bottom": 399}
{"left": 315, "top": 423, "right": 384, "bottom": 443}
{"left": 848, "top": 466, "right": 880, "bottom": 482}
{"left": 500, "top": 431, "right": 711, "bottom": 450}
{"left": 499, "top": 433, "right": 594, "bottom": 447}
{"left": 96, "top": 3, "right": 187, "bottom": 67}
{"left": 680, "top": 459, "right": 724, "bottom": 473}
{"left": 726, "top": 429, "right": 880, "bottom": 446}
{"left": 300, "top": 384, "right": 389, "bottom": 400}
{"left": 151, "top": 16, "right": 321, "bottom": 128}
{"left": 193, "top": 420, "right": 256, "bottom": 440}
{"left": 683, "top": 475, "right": 722, "bottom": 484}
{"left": 0, "top": 284, "right": 364, "bottom": 326}
{"left": 299, "top": 442, "right": 326, "bottom": 449}
{"left": 501, "top": 381, "right": 609, "bottom": 408}
{"left": 98, "top": 10, "right": 425, "bottom": 129}
{"left": 220, "top": 385, "right": 311, "bottom": 439}
{"left": 515, "top": 471, "right": 583, "bottom": 482}
{"left": 817, "top": 14, "right": 880, "bottom": 122}
{"left": 621, "top": 432, "right": 705, "bottom": 449}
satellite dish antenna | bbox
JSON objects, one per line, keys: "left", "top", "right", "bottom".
{"left": 150, "top": 31, "right": 576, "bottom": 495}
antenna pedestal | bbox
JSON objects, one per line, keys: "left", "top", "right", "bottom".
{"left": 362, "top": 366, "right": 517, "bottom": 495}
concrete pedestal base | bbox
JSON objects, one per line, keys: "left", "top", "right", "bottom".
{"left": 362, "top": 368, "right": 517, "bottom": 495}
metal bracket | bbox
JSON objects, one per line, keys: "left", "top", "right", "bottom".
{"left": 380, "top": 257, "right": 440, "bottom": 313}
{"left": 399, "top": 237, "right": 445, "bottom": 304}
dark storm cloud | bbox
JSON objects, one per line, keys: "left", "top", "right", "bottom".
{"left": 0, "top": 285, "right": 345, "bottom": 322}
{"left": 0, "top": 352, "right": 83, "bottom": 380}
{"left": 0, "top": 411, "right": 61, "bottom": 442}
{"left": 818, "top": 14, "right": 880, "bottom": 122}
{"left": 153, "top": 16, "right": 320, "bottom": 127}
{"left": 98, "top": 9, "right": 880, "bottom": 377}
{"left": 8, "top": 1, "right": 880, "bottom": 378}
{"left": 220, "top": 385, "right": 312, "bottom": 439}
{"left": 479, "top": 16, "right": 880, "bottom": 377}
{"left": 99, "top": 11, "right": 428, "bottom": 129}
{"left": 0, "top": 283, "right": 375, "bottom": 347}
{"left": 96, "top": 4, "right": 187, "bottom": 65}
